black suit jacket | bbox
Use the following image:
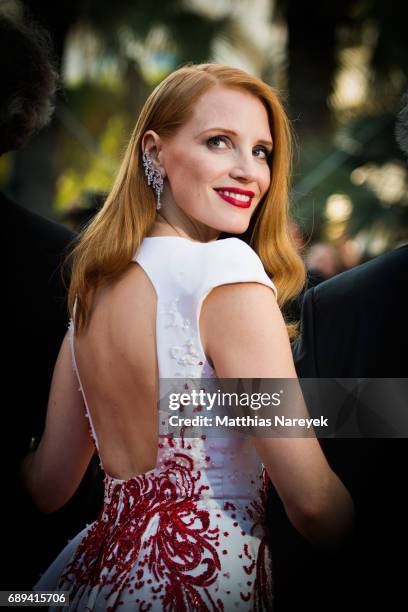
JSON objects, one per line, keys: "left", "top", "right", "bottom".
{"left": 1, "top": 193, "right": 103, "bottom": 589}
{"left": 272, "top": 245, "right": 408, "bottom": 610}
{"left": 295, "top": 244, "right": 408, "bottom": 377}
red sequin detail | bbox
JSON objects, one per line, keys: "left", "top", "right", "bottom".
{"left": 58, "top": 452, "right": 222, "bottom": 610}
{"left": 223, "top": 502, "right": 236, "bottom": 511}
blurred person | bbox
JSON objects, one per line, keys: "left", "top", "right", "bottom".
{"left": 336, "top": 236, "right": 361, "bottom": 270}
{"left": 60, "top": 191, "right": 107, "bottom": 232}
{"left": 20, "top": 63, "right": 353, "bottom": 610}
{"left": 0, "top": 14, "right": 103, "bottom": 589}
{"left": 305, "top": 241, "right": 342, "bottom": 284}
{"left": 291, "top": 90, "right": 408, "bottom": 610}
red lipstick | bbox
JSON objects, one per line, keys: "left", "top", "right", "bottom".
{"left": 214, "top": 187, "right": 255, "bottom": 209}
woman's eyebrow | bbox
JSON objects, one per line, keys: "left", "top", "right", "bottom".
{"left": 197, "top": 126, "right": 273, "bottom": 148}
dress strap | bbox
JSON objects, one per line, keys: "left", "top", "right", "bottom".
{"left": 192, "top": 238, "right": 277, "bottom": 365}
{"left": 132, "top": 237, "right": 277, "bottom": 378}
{"left": 193, "top": 237, "right": 277, "bottom": 299}
{"left": 133, "top": 237, "right": 277, "bottom": 299}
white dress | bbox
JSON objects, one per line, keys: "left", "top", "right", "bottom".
{"left": 34, "top": 236, "right": 277, "bottom": 611}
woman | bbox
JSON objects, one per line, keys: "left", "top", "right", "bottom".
{"left": 21, "top": 63, "right": 353, "bottom": 611}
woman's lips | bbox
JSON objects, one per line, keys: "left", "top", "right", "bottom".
{"left": 214, "top": 188, "right": 253, "bottom": 208}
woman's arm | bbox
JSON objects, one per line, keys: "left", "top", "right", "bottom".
{"left": 200, "top": 282, "right": 354, "bottom": 547}
{"left": 19, "top": 331, "right": 95, "bottom": 514}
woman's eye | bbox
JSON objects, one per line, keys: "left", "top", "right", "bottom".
{"left": 254, "top": 146, "right": 271, "bottom": 161}
{"left": 207, "top": 135, "right": 229, "bottom": 149}
{"left": 207, "top": 136, "right": 271, "bottom": 161}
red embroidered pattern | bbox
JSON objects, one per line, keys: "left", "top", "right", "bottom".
{"left": 58, "top": 453, "right": 223, "bottom": 611}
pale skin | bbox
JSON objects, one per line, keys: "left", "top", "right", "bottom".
{"left": 20, "top": 85, "right": 353, "bottom": 547}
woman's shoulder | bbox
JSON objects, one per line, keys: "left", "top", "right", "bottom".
{"left": 200, "top": 239, "right": 278, "bottom": 319}
{"left": 196, "top": 237, "right": 277, "bottom": 297}
{"left": 135, "top": 236, "right": 277, "bottom": 299}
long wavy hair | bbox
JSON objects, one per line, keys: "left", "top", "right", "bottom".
{"left": 64, "top": 63, "right": 305, "bottom": 338}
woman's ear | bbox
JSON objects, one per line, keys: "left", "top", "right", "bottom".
{"left": 141, "top": 130, "right": 165, "bottom": 175}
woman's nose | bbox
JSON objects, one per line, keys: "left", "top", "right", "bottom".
{"left": 229, "top": 152, "right": 258, "bottom": 183}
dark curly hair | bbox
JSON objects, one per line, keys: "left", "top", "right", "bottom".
{"left": 0, "top": 15, "right": 59, "bottom": 156}
{"left": 395, "top": 90, "right": 408, "bottom": 158}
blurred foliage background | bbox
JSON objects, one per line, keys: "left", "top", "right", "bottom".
{"left": 1, "top": 0, "right": 408, "bottom": 262}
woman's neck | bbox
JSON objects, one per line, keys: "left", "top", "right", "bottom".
{"left": 149, "top": 213, "right": 219, "bottom": 243}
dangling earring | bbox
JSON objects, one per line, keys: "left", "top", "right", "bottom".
{"left": 142, "top": 151, "right": 164, "bottom": 210}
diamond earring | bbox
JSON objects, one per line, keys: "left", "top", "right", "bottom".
{"left": 142, "top": 151, "right": 164, "bottom": 210}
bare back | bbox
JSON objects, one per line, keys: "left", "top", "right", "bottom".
{"left": 73, "top": 263, "right": 159, "bottom": 480}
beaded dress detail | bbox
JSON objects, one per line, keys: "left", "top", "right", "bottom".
{"left": 34, "top": 237, "right": 277, "bottom": 611}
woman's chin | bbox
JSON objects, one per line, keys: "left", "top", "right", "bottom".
{"left": 217, "top": 220, "right": 250, "bottom": 235}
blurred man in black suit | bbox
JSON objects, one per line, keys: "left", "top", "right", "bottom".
{"left": 284, "top": 94, "right": 408, "bottom": 610}
{"left": 1, "top": 14, "right": 103, "bottom": 589}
